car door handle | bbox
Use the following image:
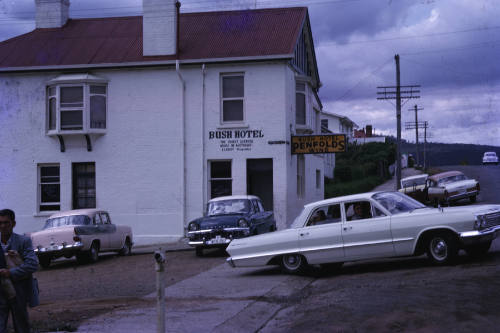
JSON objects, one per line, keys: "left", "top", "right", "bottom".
{"left": 343, "top": 226, "right": 352, "bottom": 231}
{"left": 300, "top": 232, "right": 310, "bottom": 237}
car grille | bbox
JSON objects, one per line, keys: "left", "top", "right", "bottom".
{"left": 484, "top": 211, "right": 500, "bottom": 229}
{"left": 189, "top": 229, "right": 248, "bottom": 242}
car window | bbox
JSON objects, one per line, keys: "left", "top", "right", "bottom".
{"left": 373, "top": 206, "right": 386, "bottom": 217}
{"left": 307, "top": 204, "right": 342, "bottom": 226}
{"left": 207, "top": 199, "right": 251, "bottom": 215}
{"left": 94, "top": 214, "right": 103, "bottom": 225}
{"left": 345, "top": 201, "right": 373, "bottom": 221}
{"left": 251, "top": 200, "right": 261, "bottom": 213}
{"left": 256, "top": 200, "right": 265, "bottom": 212}
{"left": 100, "top": 212, "right": 111, "bottom": 224}
{"left": 43, "top": 215, "right": 91, "bottom": 229}
{"left": 373, "top": 192, "right": 425, "bottom": 214}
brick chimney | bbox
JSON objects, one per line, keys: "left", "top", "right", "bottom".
{"left": 35, "top": 0, "right": 70, "bottom": 29}
{"left": 143, "top": 0, "right": 178, "bottom": 56}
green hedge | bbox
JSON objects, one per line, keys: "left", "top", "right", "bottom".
{"left": 326, "top": 142, "right": 396, "bottom": 198}
{"left": 325, "top": 176, "right": 383, "bottom": 198}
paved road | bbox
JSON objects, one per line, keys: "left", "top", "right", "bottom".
{"left": 438, "top": 165, "right": 500, "bottom": 204}
{"left": 75, "top": 165, "right": 500, "bottom": 332}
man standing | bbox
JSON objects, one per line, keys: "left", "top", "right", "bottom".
{"left": 0, "top": 209, "right": 39, "bottom": 333}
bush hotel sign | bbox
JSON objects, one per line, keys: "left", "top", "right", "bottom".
{"left": 209, "top": 129, "right": 264, "bottom": 152}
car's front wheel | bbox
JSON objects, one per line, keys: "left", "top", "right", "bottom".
{"left": 465, "top": 241, "right": 491, "bottom": 258}
{"left": 39, "top": 256, "right": 51, "bottom": 269}
{"left": 77, "top": 242, "right": 100, "bottom": 264}
{"left": 427, "top": 232, "right": 458, "bottom": 265}
{"left": 281, "top": 253, "right": 307, "bottom": 274}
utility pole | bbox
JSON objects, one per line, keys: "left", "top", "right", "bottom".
{"left": 377, "top": 54, "right": 420, "bottom": 190}
{"left": 418, "top": 122, "right": 431, "bottom": 171}
{"left": 408, "top": 105, "right": 424, "bottom": 167}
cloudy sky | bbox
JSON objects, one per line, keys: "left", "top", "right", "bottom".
{"left": 1, "top": 0, "right": 499, "bottom": 146}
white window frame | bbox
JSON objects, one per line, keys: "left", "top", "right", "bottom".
{"left": 38, "top": 164, "right": 61, "bottom": 213}
{"left": 45, "top": 74, "right": 108, "bottom": 135}
{"left": 220, "top": 73, "right": 245, "bottom": 124}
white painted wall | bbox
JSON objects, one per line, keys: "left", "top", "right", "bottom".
{"left": 0, "top": 61, "right": 324, "bottom": 243}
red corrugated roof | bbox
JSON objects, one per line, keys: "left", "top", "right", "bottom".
{"left": 0, "top": 7, "right": 306, "bottom": 69}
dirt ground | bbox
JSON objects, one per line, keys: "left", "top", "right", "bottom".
{"left": 26, "top": 249, "right": 226, "bottom": 332}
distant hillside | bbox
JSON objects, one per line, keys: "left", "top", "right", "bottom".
{"left": 399, "top": 141, "right": 500, "bottom": 166}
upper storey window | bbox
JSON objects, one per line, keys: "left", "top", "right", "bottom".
{"left": 221, "top": 74, "right": 244, "bottom": 123}
{"left": 46, "top": 74, "right": 107, "bottom": 134}
{"left": 296, "top": 82, "right": 306, "bottom": 126}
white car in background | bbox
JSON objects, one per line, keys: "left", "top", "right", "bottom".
{"left": 226, "top": 191, "right": 500, "bottom": 274}
{"left": 482, "top": 152, "right": 499, "bottom": 165}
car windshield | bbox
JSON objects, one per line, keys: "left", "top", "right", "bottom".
{"left": 372, "top": 192, "right": 425, "bottom": 214}
{"left": 485, "top": 152, "right": 496, "bottom": 157}
{"left": 401, "top": 176, "right": 427, "bottom": 188}
{"left": 207, "top": 199, "right": 250, "bottom": 216}
{"left": 437, "top": 174, "right": 467, "bottom": 186}
{"left": 43, "top": 215, "right": 92, "bottom": 229}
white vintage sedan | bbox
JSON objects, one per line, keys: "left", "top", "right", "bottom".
{"left": 31, "top": 209, "right": 133, "bottom": 268}
{"left": 226, "top": 191, "right": 500, "bottom": 274}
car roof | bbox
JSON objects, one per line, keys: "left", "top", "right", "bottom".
{"left": 48, "top": 209, "right": 105, "bottom": 219}
{"left": 208, "top": 195, "right": 260, "bottom": 202}
{"left": 428, "top": 171, "right": 463, "bottom": 181}
{"left": 401, "top": 174, "right": 428, "bottom": 181}
{"left": 304, "top": 192, "right": 381, "bottom": 208}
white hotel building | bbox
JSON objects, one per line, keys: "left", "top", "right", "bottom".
{"left": 0, "top": 0, "right": 326, "bottom": 244}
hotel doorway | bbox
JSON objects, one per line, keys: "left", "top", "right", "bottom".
{"left": 247, "top": 159, "right": 273, "bottom": 210}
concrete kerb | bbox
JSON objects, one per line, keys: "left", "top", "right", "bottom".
{"left": 132, "top": 237, "right": 192, "bottom": 255}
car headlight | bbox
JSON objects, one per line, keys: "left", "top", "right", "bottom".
{"left": 188, "top": 222, "right": 199, "bottom": 231}
{"left": 474, "top": 215, "right": 486, "bottom": 230}
{"left": 237, "top": 219, "right": 249, "bottom": 228}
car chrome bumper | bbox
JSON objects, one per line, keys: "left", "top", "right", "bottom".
{"left": 448, "top": 190, "right": 478, "bottom": 201}
{"left": 34, "top": 242, "right": 83, "bottom": 255}
{"left": 460, "top": 225, "right": 500, "bottom": 245}
{"left": 187, "top": 227, "right": 250, "bottom": 247}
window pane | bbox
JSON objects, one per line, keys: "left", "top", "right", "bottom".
{"left": 90, "top": 85, "right": 106, "bottom": 94}
{"left": 73, "top": 162, "right": 96, "bottom": 209}
{"left": 90, "top": 95, "right": 106, "bottom": 129}
{"left": 41, "top": 166, "right": 59, "bottom": 178}
{"left": 211, "top": 180, "right": 232, "bottom": 198}
{"left": 49, "top": 97, "right": 56, "bottom": 130}
{"left": 41, "top": 184, "right": 60, "bottom": 203}
{"left": 61, "top": 110, "right": 83, "bottom": 130}
{"left": 40, "top": 205, "right": 60, "bottom": 211}
{"left": 223, "top": 100, "right": 243, "bottom": 122}
{"left": 222, "top": 76, "right": 244, "bottom": 98}
{"left": 296, "top": 82, "right": 305, "bottom": 91}
{"left": 60, "top": 87, "right": 83, "bottom": 107}
{"left": 211, "top": 161, "right": 231, "bottom": 178}
{"left": 296, "top": 93, "right": 306, "bottom": 125}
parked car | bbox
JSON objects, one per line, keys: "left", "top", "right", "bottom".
{"left": 482, "top": 152, "right": 499, "bottom": 165}
{"left": 427, "top": 171, "right": 480, "bottom": 206}
{"left": 187, "top": 195, "right": 276, "bottom": 256}
{"left": 31, "top": 209, "right": 133, "bottom": 268}
{"left": 226, "top": 191, "right": 500, "bottom": 274}
{"left": 399, "top": 174, "right": 429, "bottom": 203}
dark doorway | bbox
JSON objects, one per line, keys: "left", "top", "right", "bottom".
{"left": 247, "top": 159, "right": 273, "bottom": 210}
{"left": 72, "top": 162, "right": 96, "bottom": 209}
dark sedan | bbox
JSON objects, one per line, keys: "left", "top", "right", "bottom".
{"left": 187, "top": 195, "right": 276, "bottom": 256}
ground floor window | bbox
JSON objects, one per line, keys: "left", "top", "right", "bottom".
{"left": 209, "top": 160, "right": 232, "bottom": 199}
{"left": 72, "top": 162, "right": 96, "bottom": 209}
{"left": 316, "top": 169, "right": 321, "bottom": 189}
{"left": 38, "top": 164, "right": 60, "bottom": 212}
